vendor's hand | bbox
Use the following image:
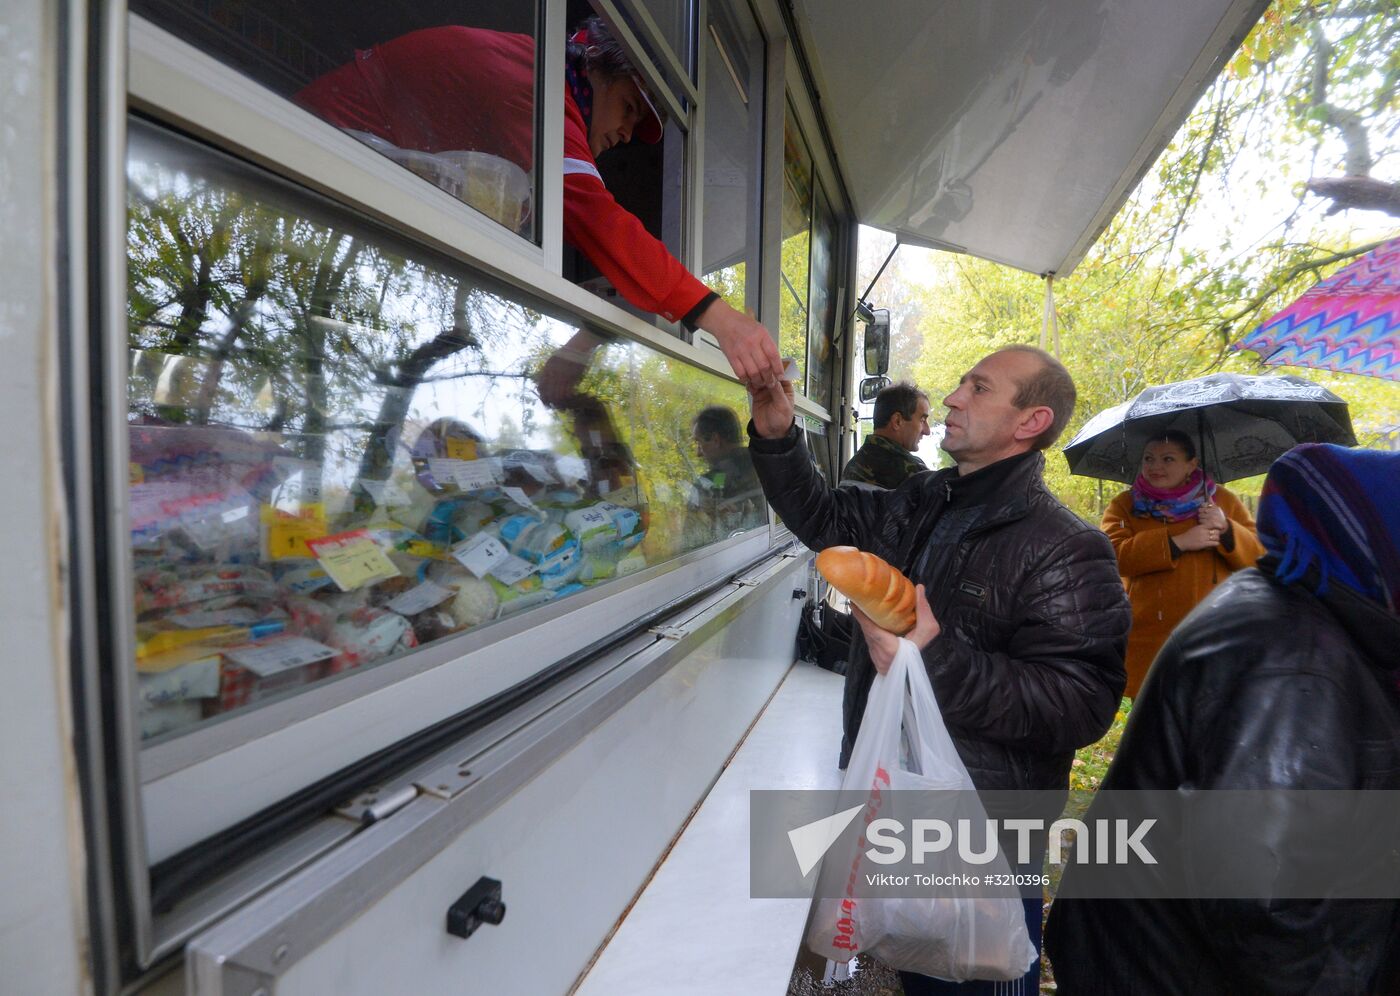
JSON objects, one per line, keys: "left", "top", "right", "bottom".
{"left": 1197, "top": 503, "right": 1228, "bottom": 533}
{"left": 851, "top": 584, "right": 940, "bottom": 676}
{"left": 748, "top": 376, "right": 796, "bottom": 439}
{"left": 696, "top": 298, "right": 785, "bottom": 387}
{"left": 1176, "top": 522, "right": 1222, "bottom": 552}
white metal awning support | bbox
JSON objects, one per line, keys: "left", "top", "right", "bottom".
{"left": 794, "top": 0, "right": 1269, "bottom": 276}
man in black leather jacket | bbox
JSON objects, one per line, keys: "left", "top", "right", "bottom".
{"left": 749, "top": 345, "right": 1131, "bottom": 994}
{"left": 1045, "top": 443, "right": 1400, "bottom": 994}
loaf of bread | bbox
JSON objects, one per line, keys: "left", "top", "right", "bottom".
{"left": 815, "top": 546, "right": 916, "bottom": 634}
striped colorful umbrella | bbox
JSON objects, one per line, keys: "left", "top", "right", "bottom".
{"left": 1234, "top": 237, "right": 1400, "bottom": 381}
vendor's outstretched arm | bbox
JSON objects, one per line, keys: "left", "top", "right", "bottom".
{"left": 693, "top": 297, "right": 784, "bottom": 387}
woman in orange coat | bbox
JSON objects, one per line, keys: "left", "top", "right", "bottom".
{"left": 1102, "top": 429, "right": 1264, "bottom": 697}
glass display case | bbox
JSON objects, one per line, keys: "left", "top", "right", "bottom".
{"left": 126, "top": 119, "right": 765, "bottom": 743}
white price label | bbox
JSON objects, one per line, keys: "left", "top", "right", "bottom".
{"left": 451, "top": 533, "right": 510, "bottom": 577}
{"left": 452, "top": 460, "right": 501, "bottom": 492}
{"left": 430, "top": 458, "right": 500, "bottom": 492}
{"left": 225, "top": 637, "right": 336, "bottom": 678}
{"left": 451, "top": 533, "right": 537, "bottom": 584}
{"left": 427, "top": 457, "right": 463, "bottom": 482}
{"left": 503, "top": 486, "right": 537, "bottom": 511}
{"left": 385, "top": 580, "right": 455, "bottom": 616}
{"left": 359, "top": 478, "right": 412, "bottom": 508}
{"left": 490, "top": 553, "right": 537, "bottom": 585}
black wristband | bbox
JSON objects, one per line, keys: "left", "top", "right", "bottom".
{"left": 681, "top": 291, "right": 721, "bottom": 332}
{"left": 746, "top": 418, "right": 801, "bottom": 451}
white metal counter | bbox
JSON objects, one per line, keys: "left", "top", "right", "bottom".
{"left": 575, "top": 660, "right": 845, "bottom": 995}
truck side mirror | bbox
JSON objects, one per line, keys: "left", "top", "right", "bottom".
{"left": 863, "top": 309, "right": 890, "bottom": 376}
{"left": 858, "top": 375, "right": 891, "bottom": 403}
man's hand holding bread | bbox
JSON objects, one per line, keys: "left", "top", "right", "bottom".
{"left": 816, "top": 546, "right": 940, "bottom": 674}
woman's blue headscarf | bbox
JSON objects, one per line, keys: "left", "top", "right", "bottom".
{"left": 1256, "top": 443, "right": 1400, "bottom": 613}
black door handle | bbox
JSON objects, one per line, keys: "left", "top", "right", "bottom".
{"left": 446, "top": 876, "right": 506, "bottom": 939}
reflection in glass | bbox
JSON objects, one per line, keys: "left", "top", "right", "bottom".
{"left": 807, "top": 182, "right": 838, "bottom": 408}
{"left": 700, "top": 0, "right": 765, "bottom": 314}
{"left": 685, "top": 406, "right": 766, "bottom": 548}
{"left": 780, "top": 108, "right": 813, "bottom": 394}
{"left": 126, "top": 122, "right": 762, "bottom": 742}
{"left": 131, "top": 1, "right": 539, "bottom": 241}
{"left": 639, "top": 0, "right": 694, "bottom": 73}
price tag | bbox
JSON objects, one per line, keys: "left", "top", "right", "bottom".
{"left": 307, "top": 529, "right": 400, "bottom": 591}
{"left": 427, "top": 457, "right": 464, "bottom": 483}
{"left": 263, "top": 504, "right": 328, "bottom": 560}
{"left": 452, "top": 460, "right": 501, "bottom": 492}
{"left": 385, "top": 580, "right": 454, "bottom": 616}
{"left": 272, "top": 457, "right": 323, "bottom": 509}
{"left": 444, "top": 437, "right": 478, "bottom": 461}
{"left": 451, "top": 533, "right": 536, "bottom": 584}
{"left": 358, "top": 478, "right": 412, "bottom": 508}
{"left": 225, "top": 636, "right": 336, "bottom": 678}
{"left": 428, "top": 458, "right": 501, "bottom": 491}
{"left": 503, "top": 486, "right": 538, "bottom": 511}
{"left": 490, "top": 553, "right": 537, "bottom": 585}
{"left": 450, "top": 533, "right": 509, "bottom": 576}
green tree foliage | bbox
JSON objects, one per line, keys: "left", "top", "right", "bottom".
{"left": 889, "top": 0, "right": 1400, "bottom": 520}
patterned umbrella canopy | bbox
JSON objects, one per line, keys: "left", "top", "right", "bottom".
{"left": 1063, "top": 373, "right": 1356, "bottom": 485}
{"left": 1234, "top": 237, "right": 1400, "bottom": 381}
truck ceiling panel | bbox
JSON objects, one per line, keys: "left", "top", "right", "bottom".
{"left": 795, "top": 0, "right": 1268, "bottom": 276}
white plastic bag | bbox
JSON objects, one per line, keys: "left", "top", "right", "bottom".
{"left": 807, "top": 640, "right": 1037, "bottom": 981}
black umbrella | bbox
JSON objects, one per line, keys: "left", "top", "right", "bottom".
{"left": 1063, "top": 373, "right": 1356, "bottom": 485}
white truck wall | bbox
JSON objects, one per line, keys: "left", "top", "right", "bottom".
{"left": 0, "top": 0, "right": 91, "bottom": 992}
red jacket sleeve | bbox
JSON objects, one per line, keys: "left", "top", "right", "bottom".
{"left": 562, "top": 97, "right": 710, "bottom": 324}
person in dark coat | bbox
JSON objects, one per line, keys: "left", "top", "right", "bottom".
{"left": 841, "top": 381, "right": 931, "bottom": 488}
{"left": 749, "top": 345, "right": 1131, "bottom": 994}
{"left": 1045, "top": 443, "right": 1400, "bottom": 995}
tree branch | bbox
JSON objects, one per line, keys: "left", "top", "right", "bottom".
{"left": 1308, "top": 21, "right": 1373, "bottom": 176}
{"left": 1305, "top": 175, "right": 1400, "bottom": 216}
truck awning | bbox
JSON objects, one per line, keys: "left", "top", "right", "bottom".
{"left": 794, "top": 0, "right": 1269, "bottom": 276}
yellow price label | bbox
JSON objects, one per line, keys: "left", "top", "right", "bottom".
{"left": 307, "top": 529, "right": 400, "bottom": 591}
{"left": 445, "top": 437, "right": 478, "bottom": 461}
{"left": 263, "top": 503, "right": 327, "bottom": 560}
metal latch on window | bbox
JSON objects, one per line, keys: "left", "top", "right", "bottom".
{"left": 335, "top": 784, "right": 418, "bottom": 825}
{"left": 648, "top": 624, "right": 689, "bottom": 641}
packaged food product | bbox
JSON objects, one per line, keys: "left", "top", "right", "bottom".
{"left": 135, "top": 564, "right": 279, "bottom": 614}
{"left": 326, "top": 608, "right": 417, "bottom": 673}
{"left": 137, "top": 654, "right": 222, "bottom": 708}
{"left": 140, "top": 699, "right": 204, "bottom": 739}
{"left": 439, "top": 575, "right": 499, "bottom": 629}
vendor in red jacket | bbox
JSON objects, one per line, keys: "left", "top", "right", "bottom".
{"left": 296, "top": 18, "right": 783, "bottom": 388}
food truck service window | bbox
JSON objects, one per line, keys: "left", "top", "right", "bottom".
{"left": 129, "top": 0, "right": 543, "bottom": 244}
{"left": 700, "top": 0, "right": 766, "bottom": 316}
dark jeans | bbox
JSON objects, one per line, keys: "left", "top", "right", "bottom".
{"left": 898, "top": 896, "right": 1041, "bottom": 996}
